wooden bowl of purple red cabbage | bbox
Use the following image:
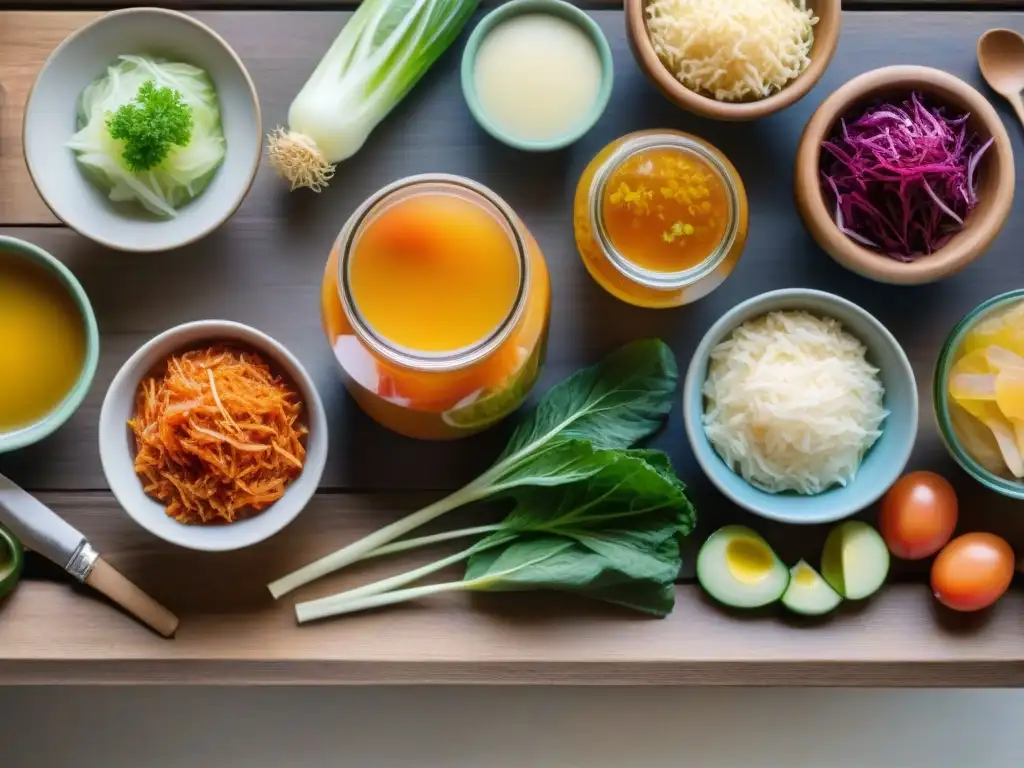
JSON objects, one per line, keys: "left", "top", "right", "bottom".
{"left": 795, "top": 65, "right": 1014, "bottom": 285}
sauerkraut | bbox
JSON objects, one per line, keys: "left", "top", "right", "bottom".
{"left": 67, "top": 55, "right": 226, "bottom": 218}
{"left": 645, "top": 0, "right": 817, "bottom": 102}
{"left": 702, "top": 310, "right": 887, "bottom": 495}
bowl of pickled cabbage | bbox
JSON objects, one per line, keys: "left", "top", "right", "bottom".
{"left": 23, "top": 8, "right": 261, "bottom": 253}
{"left": 935, "top": 290, "right": 1024, "bottom": 498}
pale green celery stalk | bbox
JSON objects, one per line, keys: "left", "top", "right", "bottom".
{"left": 296, "top": 580, "right": 467, "bottom": 623}
{"left": 358, "top": 524, "right": 501, "bottom": 560}
{"left": 267, "top": 479, "right": 492, "bottom": 599}
{"left": 295, "top": 561, "right": 524, "bottom": 623}
{"left": 297, "top": 546, "right": 476, "bottom": 608}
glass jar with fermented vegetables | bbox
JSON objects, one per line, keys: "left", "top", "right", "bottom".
{"left": 573, "top": 130, "right": 748, "bottom": 308}
{"left": 321, "top": 174, "right": 551, "bottom": 440}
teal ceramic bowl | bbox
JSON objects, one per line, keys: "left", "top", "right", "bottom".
{"left": 0, "top": 236, "right": 100, "bottom": 454}
{"left": 934, "top": 290, "right": 1024, "bottom": 499}
{"left": 460, "top": 0, "right": 614, "bottom": 151}
{"left": 683, "top": 289, "right": 918, "bottom": 525}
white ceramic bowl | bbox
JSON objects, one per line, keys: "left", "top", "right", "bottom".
{"left": 99, "top": 321, "right": 328, "bottom": 551}
{"left": 24, "top": 8, "right": 261, "bottom": 253}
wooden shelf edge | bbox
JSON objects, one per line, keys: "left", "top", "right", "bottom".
{"left": 1, "top": 659, "right": 1021, "bottom": 687}
{"left": 2, "top": 582, "right": 1023, "bottom": 686}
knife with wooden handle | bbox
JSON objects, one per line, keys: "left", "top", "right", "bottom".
{"left": 0, "top": 473, "right": 179, "bottom": 638}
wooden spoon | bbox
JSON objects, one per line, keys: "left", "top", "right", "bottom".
{"left": 978, "top": 28, "right": 1024, "bottom": 129}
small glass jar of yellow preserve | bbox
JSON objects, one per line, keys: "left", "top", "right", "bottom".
{"left": 574, "top": 130, "right": 748, "bottom": 309}
{"left": 322, "top": 174, "right": 551, "bottom": 440}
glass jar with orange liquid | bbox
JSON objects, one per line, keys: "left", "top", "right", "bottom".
{"left": 321, "top": 174, "right": 551, "bottom": 440}
{"left": 574, "top": 130, "right": 749, "bottom": 308}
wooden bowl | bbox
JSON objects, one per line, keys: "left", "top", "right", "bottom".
{"left": 624, "top": 0, "right": 841, "bottom": 121}
{"left": 794, "top": 66, "right": 1015, "bottom": 285}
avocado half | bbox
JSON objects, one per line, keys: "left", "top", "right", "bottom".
{"left": 696, "top": 525, "right": 789, "bottom": 609}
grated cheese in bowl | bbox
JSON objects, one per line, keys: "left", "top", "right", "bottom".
{"left": 645, "top": 0, "right": 817, "bottom": 102}
{"left": 702, "top": 310, "right": 888, "bottom": 495}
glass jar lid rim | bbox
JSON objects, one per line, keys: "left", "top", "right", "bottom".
{"left": 589, "top": 133, "right": 740, "bottom": 291}
{"left": 337, "top": 173, "right": 530, "bottom": 372}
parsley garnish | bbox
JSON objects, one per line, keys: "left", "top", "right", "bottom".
{"left": 106, "top": 80, "right": 193, "bottom": 172}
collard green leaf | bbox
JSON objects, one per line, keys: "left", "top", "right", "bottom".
{"left": 498, "top": 448, "right": 695, "bottom": 540}
{"left": 460, "top": 449, "right": 694, "bottom": 617}
{"left": 497, "top": 339, "right": 677, "bottom": 462}
{"left": 464, "top": 535, "right": 677, "bottom": 617}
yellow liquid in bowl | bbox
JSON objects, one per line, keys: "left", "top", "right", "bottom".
{"left": 0, "top": 251, "right": 86, "bottom": 433}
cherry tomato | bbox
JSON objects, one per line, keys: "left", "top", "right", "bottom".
{"left": 931, "top": 533, "right": 1015, "bottom": 612}
{"left": 878, "top": 472, "right": 958, "bottom": 560}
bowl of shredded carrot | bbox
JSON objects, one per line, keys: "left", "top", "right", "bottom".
{"left": 99, "top": 320, "right": 328, "bottom": 551}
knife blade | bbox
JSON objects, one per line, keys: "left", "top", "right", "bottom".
{"left": 0, "top": 472, "right": 179, "bottom": 637}
{"left": 0, "top": 473, "right": 85, "bottom": 573}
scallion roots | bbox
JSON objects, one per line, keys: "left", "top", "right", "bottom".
{"left": 266, "top": 128, "right": 336, "bottom": 192}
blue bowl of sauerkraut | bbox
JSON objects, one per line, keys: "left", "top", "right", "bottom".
{"left": 682, "top": 288, "right": 918, "bottom": 524}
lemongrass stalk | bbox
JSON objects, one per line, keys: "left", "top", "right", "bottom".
{"left": 356, "top": 524, "right": 501, "bottom": 561}
{"left": 296, "top": 579, "right": 467, "bottom": 623}
{"left": 267, "top": 480, "right": 491, "bottom": 599}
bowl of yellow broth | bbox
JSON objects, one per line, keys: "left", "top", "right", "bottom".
{"left": 0, "top": 237, "right": 99, "bottom": 453}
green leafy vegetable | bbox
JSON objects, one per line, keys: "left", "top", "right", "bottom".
{"left": 294, "top": 448, "right": 694, "bottom": 622}
{"left": 268, "top": 339, "right": 679, "bottom": 599}
{"left": 267, "top": 0, "right": 479, "bottom": 191}
{"left": 106, "top": 80, "right": 194, "bottom": 172}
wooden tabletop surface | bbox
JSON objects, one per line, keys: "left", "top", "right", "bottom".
{"left": 2, "top": 6, "right": 1024, "bottom": 685}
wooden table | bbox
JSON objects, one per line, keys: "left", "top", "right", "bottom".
{"left": 2, "top": 4, "right": 1024, "bottom": 686}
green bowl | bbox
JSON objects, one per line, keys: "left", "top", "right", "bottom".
{"left": 460, "top": 0, "right": 614, "bottom": 152}
{"left": 934, "top": 289, "right": 1024, "bottom": 499}
{"left": 0, "top": 236, "right": 100, "bottom": 454}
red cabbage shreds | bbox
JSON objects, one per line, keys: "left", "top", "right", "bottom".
{"left": 820, "top": 92, "right": 993, "bottom": 261}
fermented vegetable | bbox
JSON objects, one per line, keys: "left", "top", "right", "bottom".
{"left": 67, "top": 56, "right": 226, "bottom": 217}
{"left": 702, "top": 310, "right": 887, "bottom": 495}
{"left": 948, "top": 303, "right": 1024, "bottom": 478}
{"left": 821, "top": 92, "right": 993, "bottom": 259}
{"left": 645, "top": 0, "right": 816, "bottom": 102}
{"left": 268, "top": 0, "right": 478, "bottom": 192}
{"left": 130, "top": 346, "right": 307, "bottom": 525}
{"left": 268, "top": 339, "right": 679, "bottom": 598}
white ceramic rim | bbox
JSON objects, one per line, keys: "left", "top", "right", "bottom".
{"left": 98, "top": 320, "right": 328, "bottom": 551}
{"left": 23, "top": 7, "right": 263, "bottom": 253}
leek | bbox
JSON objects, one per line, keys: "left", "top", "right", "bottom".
{"left": 267, "top": 0, "right": 478, "bottom": 192}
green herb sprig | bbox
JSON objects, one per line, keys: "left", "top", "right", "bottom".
{"left": 106, "top": 80, "right": 193, "bottom": 172}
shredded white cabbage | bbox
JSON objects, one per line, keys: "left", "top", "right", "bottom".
{"left": 702, "top": 311, "right": 888, "bottom": 495}
{"left": 645, "top": 0, "right": 817, "bottom": 102}
{"left": 67, "top": 55, "right": 226, "bottom": 218}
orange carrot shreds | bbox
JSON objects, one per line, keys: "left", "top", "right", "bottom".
{"left": 128, "top": 345, "right": 308, "bottom": 525}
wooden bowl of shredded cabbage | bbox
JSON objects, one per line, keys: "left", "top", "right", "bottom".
{"left": 625, "top": 0, "right": 841, "bottom": 121}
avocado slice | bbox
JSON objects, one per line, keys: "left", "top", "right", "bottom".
{"left": 697, "top": 525, "right": 789, "bottom": 609}
{"left": 0, "top": 523, "right": 24, "bottom": 600}
{"left": 782, "top": 559, "right": 842, "bottom": 616}
{"left": 820, "top": 521, "right": 889, "bottom": 600}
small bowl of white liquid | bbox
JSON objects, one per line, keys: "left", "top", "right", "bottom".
{"left": 461, "top": 0, "right": 614, "bottom": 151}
